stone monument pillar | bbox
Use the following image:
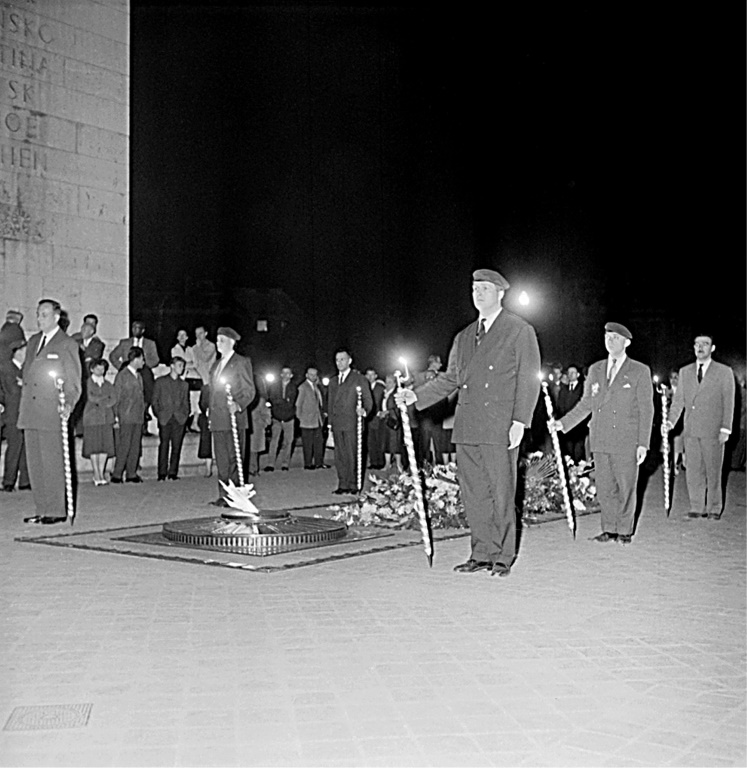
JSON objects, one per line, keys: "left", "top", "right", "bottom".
{"left": 0, "top": 0, "right": 129, "bottom": 351}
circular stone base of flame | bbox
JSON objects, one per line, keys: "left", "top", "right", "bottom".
{"left": 162, "top": 515, "right": 348, "bottom": 556}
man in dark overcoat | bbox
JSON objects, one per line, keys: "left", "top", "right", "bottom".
{"left": 398, "top": 269, "right": 541, "bottom": 577}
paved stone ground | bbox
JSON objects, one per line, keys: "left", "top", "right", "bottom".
{"left": 0, "top": 446, "right": 744, "bottom": 767}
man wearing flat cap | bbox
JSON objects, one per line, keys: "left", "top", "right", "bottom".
{"left": 397, "top": 268, "right": 541, "bottom": 577}
{"left": 207, "top": 327, "right": 255, "bottom": 506}
{"left": 551, "top": 322, "right": 654, "bottom": 544}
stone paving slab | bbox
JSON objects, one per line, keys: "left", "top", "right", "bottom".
{"left": 0, "top": 454, "right": 744, "bottom": 767}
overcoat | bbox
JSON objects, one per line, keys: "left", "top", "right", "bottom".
{"left": 415, "top": 310, "right": 541, "bottom": 443}
{"left": 208, "top": 353, "right": 255, "bottom": 432}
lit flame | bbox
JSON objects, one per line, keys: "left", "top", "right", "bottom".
{"left": 519, "top": 291, "right": 529, "bottom": 306}
{"left": 265, "top": 373, "right": 276, "bottom": 383}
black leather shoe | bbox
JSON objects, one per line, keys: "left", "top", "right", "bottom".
{"left": 23, "top": 515, "right": 43, "bottom": 524}
{"left": 707, "top": 513, "right": 720, "bottom": 520}
{"left": 126, "top": 476, "right": 143, "bottom": 483}
{"left": 110, "top": 477, "right": 122, "bottom": 484}
{"left": 264, "top": 467, "right": 274, "bottom": 473}
{"left": 167, "top": 476, "right": 178, "bottom": 481}
{"left": 209, "top": 498, "right": 229, "bottom": 508}
{"left": 157, "top": 476, "right": 166, "bottom": 481}
{"left": 40, "top": 516, "right": 67, "bottom": 525}
{"left": 304, "top": 466, "right": 315, "bottom": 470}
{"left": 318, "top": 464, "right": 331, "bottom": 469}
{"left": 2, "top": 485, "right": 14, "bottom": 492}
{"left": 490, "top": 564, "right": 511, "bottom": 577}
{"left": 618, "top": 535, "right": 632, "bottom": 545}
{"left": 18, "top": 484, "right": 31, "bottom": 491}
{"left": 592, "top": 532, "right": 617, "bottom": 542}
{"left": 281, "top": 467, "right": 289, "bottom": 471}
{"left": 453, "top": 559, "right": 492, "bottom": 573}
{"left": 332, "top": 488, "right": 355, "bottom": 495}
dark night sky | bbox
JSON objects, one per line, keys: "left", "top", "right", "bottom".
{"left": 130, "top": 2, "right": 746, "bottom": 379}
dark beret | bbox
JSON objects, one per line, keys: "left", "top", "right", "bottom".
{"left": 604, "top": 322, "right": 632, "bottom": 340}
{"left": 9, "top": 339, "right": 27, "bottom": 351}
{"left": 472, "top": 269, "right": 510, "bottom": 290}
{"left": 216, "top": 326, "right": 241, "bottom": 342}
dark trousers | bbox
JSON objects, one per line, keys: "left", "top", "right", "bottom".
{"left": 456, "top": 442, "right": 519, "bottom": 569}
{"left": 113, "top": 423, "right": 142, "bottom": 480}
{"left": 367, "top": 423, "right": 384, "bottom": 468}
{"left": 213, "top": 428, "right": 246, "bottom": 496}
{"left": 157, "top": 418, "right": 186, "bottom": 478}
{"left": 3, "top": 422, "right": 29, "bottom": 488}
{"left": 333, "top": 428, "right": 361, "bottom": 490}
{"left": 561, "top": 430, "right": 587, "bottom": 463}
{"left": 593, "top": 450, "right": 639, "bottom": 535}
{"left": 301, "top": 427, "right": 325, "bottom": 468}
{"left": 24, "top": 428, "right": 66, "bottom": 517}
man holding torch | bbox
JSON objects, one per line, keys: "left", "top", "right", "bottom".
{"left": 396, "top": 269, "right": 541, "bottom": 577}
{"left": 207, "top": 327, "right": 255, "bottom": 507}
{"left": 17, "top": 299, "right": 81, "bottom": 524}
{"left": 549, "top": 322, "right": 654, "bottom": 544}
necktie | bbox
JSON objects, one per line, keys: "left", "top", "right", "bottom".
{"left": 607, "top": 359, "right": 617, "bottom": 384}
{"left": 476, "top": 319, "right": 486, "bottom": 345}
{"left": 339, "top": 373, "right": 343, "bottom": 385}
{"left": 697, "top": 364, "right": 703, "bottom": 383}
{"left": 37, "top": 335, "right": 47, "bottom": 355}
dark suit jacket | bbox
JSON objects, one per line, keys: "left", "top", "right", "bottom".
{"left": 327, "top": 370, "right": 374, "bottom": 432}
{"left": 152, "top": 373, "right": 190, "bottom": 426}
{"left": 668, "top": 360, "right": 735, "bottom": 439}
{"left": 368, "top": 380, "right": 385, "bottom": 425}
{"left": 17, "top": 329, "right": 82, "bottom": 431}
{"left": 74, "top": 335, "right": 106, "bottom": 369}
{"left": 557, "top": 381, "right": 583, "bottom": 418}
{"left": 415, "top": 310, "right": 541, "bottom": 445}
{"left": 109, "top": 336, "right": 159, "bottom": 370}
{"left": 113, "top": 366, "right": 145, "bottom": 424}
{"left": 0, "top": 321, "right": 25, "bottom": 363}
{"left": 0, "top": 360, "right": 23, "bottom": 428}
{"left": 268, "top": 380, "right": 298, "bottom": 422}
{"left": 208, "top": 353, "right": 255, "bottom": 432}
{"left": 562, "top": 357, "right": 654, "bottom": 453}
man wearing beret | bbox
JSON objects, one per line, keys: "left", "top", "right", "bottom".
{"left": 207, "top": 327, "right": 255, "bottom": 507}
{"left": 664, "top": 333, "right": 735, "bottom": 520}
{"left": 397, "top": 269, "right": 541, "bottom": 577}
{"left": 551, "top": 323, "right": 654, "bottom": 544}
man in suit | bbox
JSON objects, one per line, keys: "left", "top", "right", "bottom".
{"left": 207, "top": 327, "right": 255, "bottom": 507}
{"left": 664, "top": 334, "right": 735, "bottom": 519}
{"left": 398, "top": 269, "right": 541, "bottom": 576}
{"left": 264, "top": 366, "right": 298, "bottom": 472}
{"left": 0, "top": 339, "right": 30, "bottom": 492}
{"left": 364, "top": 367, "right": 386, "bottom": 469}
{"left": 556, "top": 363, "right": 586, "bottom": 462}
{"left": 296, "top": 366, "right": 328, "bottom": 470}
{"left": 552, "top": 322, "right": 654, "bottom": 544}
{"left": 111, "top": 347, "right": 146, "bottom": 483}
{"left": 17, "top": 299, "right": 82, "bottom": 523}
{"left": 109, "top": 320, "right": 160, "bottom": 435}
{"left": 327, "top": 349, "right": 373, "bottom": 495}
{"left": 152, "top": 356, "right": 190, "bottom": 481}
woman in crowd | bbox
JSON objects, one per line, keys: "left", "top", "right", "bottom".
{"left": 82, "top": 358, "right": 117, "bottom": 485}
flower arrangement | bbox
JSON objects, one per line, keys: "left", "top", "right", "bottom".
{"left": 328, "top": 454, "right": 598, "bottom": 530}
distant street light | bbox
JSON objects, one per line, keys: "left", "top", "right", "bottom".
{"left": 322, "top": 376, "right": 330, "bottom": 386}
{"left": 265, "top": 373, "right": 276, "bottom": 383}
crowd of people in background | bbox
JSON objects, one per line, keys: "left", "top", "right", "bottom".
{"left": 0, "top": 299, "right": 745, "bottom": 535}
